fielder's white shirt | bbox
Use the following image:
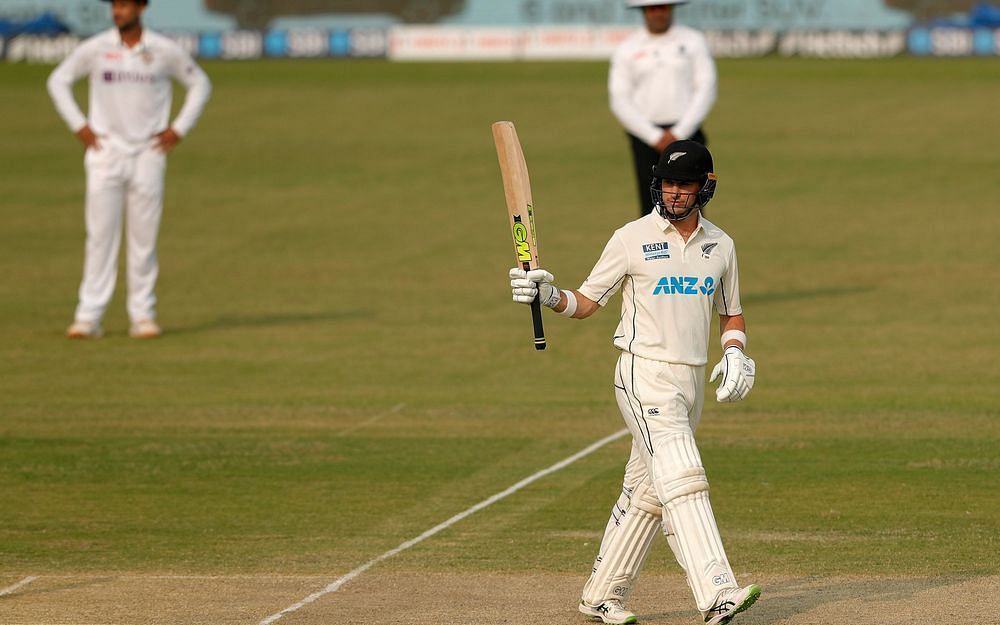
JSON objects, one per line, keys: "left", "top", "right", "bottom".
{"left": 48, "top": 28, "right": 211, "bottom": 154}
{"left": 578, "top": 212, "right": 741, "bottom": 366}
{"left": 609, "top": 24, "right": 717, "bottom": 146}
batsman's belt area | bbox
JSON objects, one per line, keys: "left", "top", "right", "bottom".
{"left": 2, "top": 573, "right": 997, "bottom": 625}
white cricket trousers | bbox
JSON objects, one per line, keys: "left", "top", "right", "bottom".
{"left": 614, "top": 351, "right": 706, "bottom": 452}
{"left": 76, "top": 143, "right": 166, "bottom": 324}
{"left": 613, "top": 351, "right": 739, "bottom": 611}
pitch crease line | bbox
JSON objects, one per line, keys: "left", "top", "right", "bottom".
{"left": 337, "top": 403, "right": 404, "bottom": 437}
{"left": 258, "top": 428, "right": 630, "bottom": 625}
{"left": 0, "top": 576, "right": 39, "bottom": 597}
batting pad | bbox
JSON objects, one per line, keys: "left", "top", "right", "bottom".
{"left": 580, "top": 483, "right": 661, "bottom": 606}
{"left": 652, "top": 432, "right": 737, "bottom": 611}
{"left": 661, "top": 515, "right": 689, "bottom": 573}
{"left": 650, "top": 432, "right": 709, "bottom": 501}
{"left": 664, "top": 493, "right": 738, "bottom": 611}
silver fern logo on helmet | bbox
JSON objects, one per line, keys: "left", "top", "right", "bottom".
{"left": 650, "top": 140, "right": 717, "bottom": 222}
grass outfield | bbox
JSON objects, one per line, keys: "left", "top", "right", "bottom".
{"left": 0, "top": 55, "right": 998, "bottom": 601}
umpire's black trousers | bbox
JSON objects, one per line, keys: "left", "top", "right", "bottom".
{"left": 628, "top": 126, "right": 707, "bottom": 216}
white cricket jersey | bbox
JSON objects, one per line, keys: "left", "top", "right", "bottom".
{"left": 577, "top": 213, "right": 741, "bottom": 366}
{"left": 609, "top": 24, "right": 717, "bottom": 146}
{"left": 47, "top": 28, "right": 211, "bottom": 154}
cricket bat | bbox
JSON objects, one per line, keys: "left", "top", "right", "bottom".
{"left": 492, "top": 121, "right": 546, "bottom": 351}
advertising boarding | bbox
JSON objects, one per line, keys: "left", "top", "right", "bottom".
{"left": 1, "top": 0, "right": 998, "bottom": 60}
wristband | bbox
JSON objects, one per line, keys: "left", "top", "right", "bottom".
{"left": 558, "top": 290, "right": 578, "bottom": 317}
{"left": 721, "top": 330, "right": 747, "bottom": 350}
{"left": 540, "top": 284, "right": 562, "bottom": 309}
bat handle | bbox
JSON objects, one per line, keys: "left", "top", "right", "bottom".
{"left": 530, "top": 296, "right": 546, "bottom": 350}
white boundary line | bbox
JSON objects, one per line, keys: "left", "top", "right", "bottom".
{"left": 337, "top": 403, "right": 404, "bottom": 437}
{"left": 0, "top": 576, "right": 39, "bottom": 597}
{"left": 258, "top": 428, "right": 630, "bottom": 625}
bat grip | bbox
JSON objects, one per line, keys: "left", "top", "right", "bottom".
{"left": 520, "top": 261, "right": 546, "bottom": 350}
{"left": 530, "top": 294, "right": 546, "bottom": 351}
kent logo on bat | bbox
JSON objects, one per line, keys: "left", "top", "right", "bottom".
{"left": 492, "top": 120, "right": 546, "bottom": 350}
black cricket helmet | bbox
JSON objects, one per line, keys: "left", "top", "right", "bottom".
{"left": 650, "top": 140, "right": 718, "bottom": 221}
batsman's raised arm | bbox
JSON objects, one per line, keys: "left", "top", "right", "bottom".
{"left": 508, "top": 226, "right": 628, "bottom": 320}
{"left": 508, "top": 268, "right": 601, "bottom": 319}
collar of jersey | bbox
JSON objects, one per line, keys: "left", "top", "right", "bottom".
{"left": 643, "top": 25, "right": 677, "bottom": 40}
{"left": 651, "top": 209, "right": 704, "bottom": 238}
{"left": 114, "top": 28, "right": 149, "bottom": 52}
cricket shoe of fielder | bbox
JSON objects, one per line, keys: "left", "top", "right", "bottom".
{"left": 703, "top": 584, "right": 761, "bottom": 625}
{"left": 129, "top": 319, "right": 162, "bottom": 339}
{"left": 66, "top": 320, "right": 103, "bottom": 339}
{"left": 579, "top": 599, "right": 637, "bottom": 625}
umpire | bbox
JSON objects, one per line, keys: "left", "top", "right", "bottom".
{"left": 611, "top": 0, "right": 717, "bottom": 216}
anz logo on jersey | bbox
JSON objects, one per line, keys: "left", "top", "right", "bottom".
{"left": 652, "top": 276, "right": 716, "bottom": 296}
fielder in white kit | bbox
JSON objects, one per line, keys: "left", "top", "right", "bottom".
{"left": 48, "top": 0, "right": 211, "bottom": 339}
{"left": 509, "top": 141, "right": 760, "bottom": 625}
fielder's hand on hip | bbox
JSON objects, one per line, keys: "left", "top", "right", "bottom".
{"left": 709, "top": 346, "right": 756, "bottom": 402}
{"left": 76, "top": 126, "right": 101, "bottom": 151}
{"left": 154, "top": 128, "right": 182, "bottom": 154}
{"left": 509, "top": 268, "right": 561, "bottom": 308}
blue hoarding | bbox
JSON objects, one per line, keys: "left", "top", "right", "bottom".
{"left": 0, "top": 0, "right": 939, "bottom": 34}
{"left": 2, "top": 0, "right": 999, "bottom": 60}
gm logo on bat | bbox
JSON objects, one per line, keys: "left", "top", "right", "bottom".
{"left": 512, "top": 221, "right": 531, "bottom": 262}
{"left": 652, "top": 276, "right": 716, "bottom": 296}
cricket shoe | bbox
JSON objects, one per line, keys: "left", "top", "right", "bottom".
{"left": 66, "top": 320, "right": 103, "bottom": 339}
{"left": 579, "top": 599, "right": 638, "bottom": 624}
{"left": 129, "top": 319, "right": 162, "bottom": 339}
{"left": 703, "top": 584, "right": 761, "bottom": 625}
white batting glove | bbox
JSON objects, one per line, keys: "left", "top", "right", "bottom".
{"left": 509, "top": 267, "right": 561, "bottom": 308}
{"left": 709, "top": 346, "right": 756, "bottom": 403}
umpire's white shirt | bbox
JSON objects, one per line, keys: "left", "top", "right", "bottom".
{"left": 609, "top": 24, "right": 716, "bottom": 146}
{"left": 47, "top": 28, "right": 211, "bottom": 155}
{"left": 578, "top": 212, "right": 741, "bottom": 366}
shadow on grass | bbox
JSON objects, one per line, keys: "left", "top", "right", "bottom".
{"left": 743, "top": 285, "right": 874, "bottom": 306}
{"left": 167, "top": 309, "right": 372, "bottom": 335}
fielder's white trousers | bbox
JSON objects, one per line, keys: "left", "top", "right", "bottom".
{"left": 76, "top": 143, "right": 165, "bottom": 324}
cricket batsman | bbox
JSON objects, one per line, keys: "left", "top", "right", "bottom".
{"left": 509, "top": 141, "right": 760, "bottom": 625}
